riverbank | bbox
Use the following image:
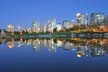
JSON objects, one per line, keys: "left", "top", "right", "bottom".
{"left": 0, "top": 32, "right": 108, "bottom": 39}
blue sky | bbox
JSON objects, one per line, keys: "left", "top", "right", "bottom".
{"left": 0, "top": 0, "right": 108, "bottom": 28}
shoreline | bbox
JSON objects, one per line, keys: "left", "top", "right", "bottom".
{"left": 0, "top": 32, "right": 108, "bottom": 39}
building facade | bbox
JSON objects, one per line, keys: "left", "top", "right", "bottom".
{"left": 62, "top": 20, "right": 70, "bottom": 29}
{"left": 90, "top": 13, "right": 106, "bottom": 25}
{"left": 76, "top": 13, "right": 88, "bottom": 25}
{"left": 106, "top": 14, "right": 108, "bottom": 24}
{"left": 7, "top": 24, "right": 14, "bottom": 32}
{"left": 32, "top": 21, "right": 40, "bottom": 33}
{"left": 46, "top": 18, "right": 56, "bottom": 33}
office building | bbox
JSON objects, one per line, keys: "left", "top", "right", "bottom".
{"left": 106, "top": 14, "right": 108, "bottom": 24}
{"left": 7, "top": 24, "right": 14, "bottom": 32}
{"left": 27, "top": 28, "right": 32, "bottom": 33}
{"left": 47, "top": 18, "right": 56, "bottom": 33}
{"left": 90, "top": 13, "right": 106, "bottom": 25}
{"left": 32, "top": 21, "right": 40, "bottom": 33}
{"left": 70, "top": 20, "right": 75, "bottom": 28}
{"left": 76, "top": 13, "right": 88, "bottom": 25}
{"left": 62, "top": 20, "right": 70, "bottom": 29}
{"left": 43, "top": 25, "right": 47, "bottom": 33}
{"left": 40, "top": 26, "right": 44, "bottom": 32}
{"left": 56, "top": 23, "right": 62, "bottom": 32}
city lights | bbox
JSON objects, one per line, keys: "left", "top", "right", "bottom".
{"left": 0, "top": 13, "right": 108, "bottom": 39}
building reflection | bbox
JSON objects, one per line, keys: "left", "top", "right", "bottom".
{"left": 63, "top": 42, "right": 71, "bottom": 50}
{"left": 90, "top": 39, "right": 106, "bottom": 56}
{"left": 47, "top": 39, "right": 56, "bottom": 52}
{"left": 7, "top": 38, "right": 14, "bottom": 48}
{"left": 1, "top": 38, "right": 108, "bottom": 57}
{"left": 17, "top": 38, "right": 25, "bottom": 47}
{"left": 77, "top": 44, "right": 88, "bottom": 57}
{"left": 56, "top": 40, "right": 63, "bottom": 48}
{"left": 32, "top": 39, "right": 42, "bottom": 52}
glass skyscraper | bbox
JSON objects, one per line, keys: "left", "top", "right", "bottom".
{"left": 76, "top": 13, "right": 88, "bottom": 25}
{"left": 47, "top": 18, "right": 56, "bottom": 33}
{"left": 62, "top": 20, "right": 70, "bottom": 29}
{"left": 90, "top": 13, "right": 106, "bottom": 25}
{"left": 106, "top": 14, "right": 108, "bottom": 24}
{"left": 32, "top": 21, "right": 40, "bottom": 33}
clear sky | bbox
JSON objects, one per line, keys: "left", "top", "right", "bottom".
{"left": 0, "top": 0, "right": 108, "bottom": 29}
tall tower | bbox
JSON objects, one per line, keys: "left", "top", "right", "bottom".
{"left": 32, "top": 20, "right": 40, "bottom": 33}
{"left": 62, "top": 20, "right": 70, "bottom": 29}
{"left": 47, "top": 18, "right": 56, "bottom": 33}
{"left": 106, "top": 14, "right": 108, "bottom": 24}
{"left": 76, "top": 13, "right": 88, "bottom": 25}
{"left": 90, "top": 13, "right": 106, "bottom": 32}
{"left": 76, "top": 13, "right": 88, "bottom": 32}
{"left": 90, "top": 13, "right": 106, "bottom": 25}
{"left": 7, "top": 24, "right": 14, "bottom": 32}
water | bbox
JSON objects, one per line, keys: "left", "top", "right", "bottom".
{"left": 0, "top": 38, "right": 108, "bottom": 72}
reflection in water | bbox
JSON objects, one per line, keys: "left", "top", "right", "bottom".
{"left": 32, "top": 39, "right": 43, "bottom": 52}
{"left": 7, "top": 38, "right": 14, "bottom": 48}
{"left": 0, "top": 38, "right": 108, "bottom": 57}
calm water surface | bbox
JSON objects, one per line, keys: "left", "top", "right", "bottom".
{"left": 0, "top": 38, "right": 108, "bottom": 72}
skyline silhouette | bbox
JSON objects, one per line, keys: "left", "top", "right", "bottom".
{"left": 0, "top": 0, "right": 108, "bottom": 29}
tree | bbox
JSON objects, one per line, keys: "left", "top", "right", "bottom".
{"left": 53, "top": 28, "right": 57, "bottom": 33}
{"left": 3, "top": 29, "right": 7, "bottom": 33}
{"left": 0, "top": 29, "right": 2, "bottom": 33}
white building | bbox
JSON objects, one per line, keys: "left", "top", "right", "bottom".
{"left": 76, "top": 13, "right": 88, "bottom": 25}
{"left": 27, "top": 28, "right": 32, "bottom": 33}
{"left": 62, "top": 20, "right": 70, "bottom": 29}
{"left": 32, "top": 21, "right": 40, "bottom": 33}
{"left": 47, "top": 18, "right": 56, "bottom": 33}
{"left": 56, "top": 23, "right": 62, "bottom": 32}
{"left": 7, "top": 24, "right": 14, "bottom": 32}
{"left": 70, "top": 20, "right": 75, "bottom": 28}
{"left": 43, "top": 25, "right": 47, "bottom": 33}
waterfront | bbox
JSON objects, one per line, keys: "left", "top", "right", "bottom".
{"left": 1, "top": 32, "right": 108, "bottom": 39}
{"left": 0, "top": 38, "right": 108, "bottom": 72}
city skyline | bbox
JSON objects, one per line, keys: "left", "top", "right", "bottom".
{"left": 1, "top": 12, "right": 108, "bottom": 27}
{"left": 0, "top": 0, "right": 108, "bottom": 72}
{"left": 1, "top": 12, "right": 107, "bottom": 34}
{"left": 0, "top": 0, "right": 108, "bottom": 29}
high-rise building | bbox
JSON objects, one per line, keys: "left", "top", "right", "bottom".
{"left": 70, "top": 20, "right": 75, "bottom": 28}
{"left": 106, "top": 14, "right": 108, "bottom": 24}
{"left": 43, "top": 25, "right": 47, "bottom": 33}
{"left": 76, "top": 13, "right": 88, "bottom": 25}
{"left": 62, "top": 20, "right": 70, "bottom": 29}
{"left": 39, "top": 25, "right": 44, "bottom": 32}
{"left": 90, "top": 13, "right": 106, "bottom": 25}
{"left": 32, "top": 21, "right": 40, "bottom": 33}
{"left": 27, "top": 28, "right": 32, "bottom": 33}
{"left": 46, "top": 18, "right": 56, "bottom": 33}
{"left": 7, "top": 24, "right": 14, "bottom": 32}
{"left": 56, "top": 23, "right": 62, "bottom": 32}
